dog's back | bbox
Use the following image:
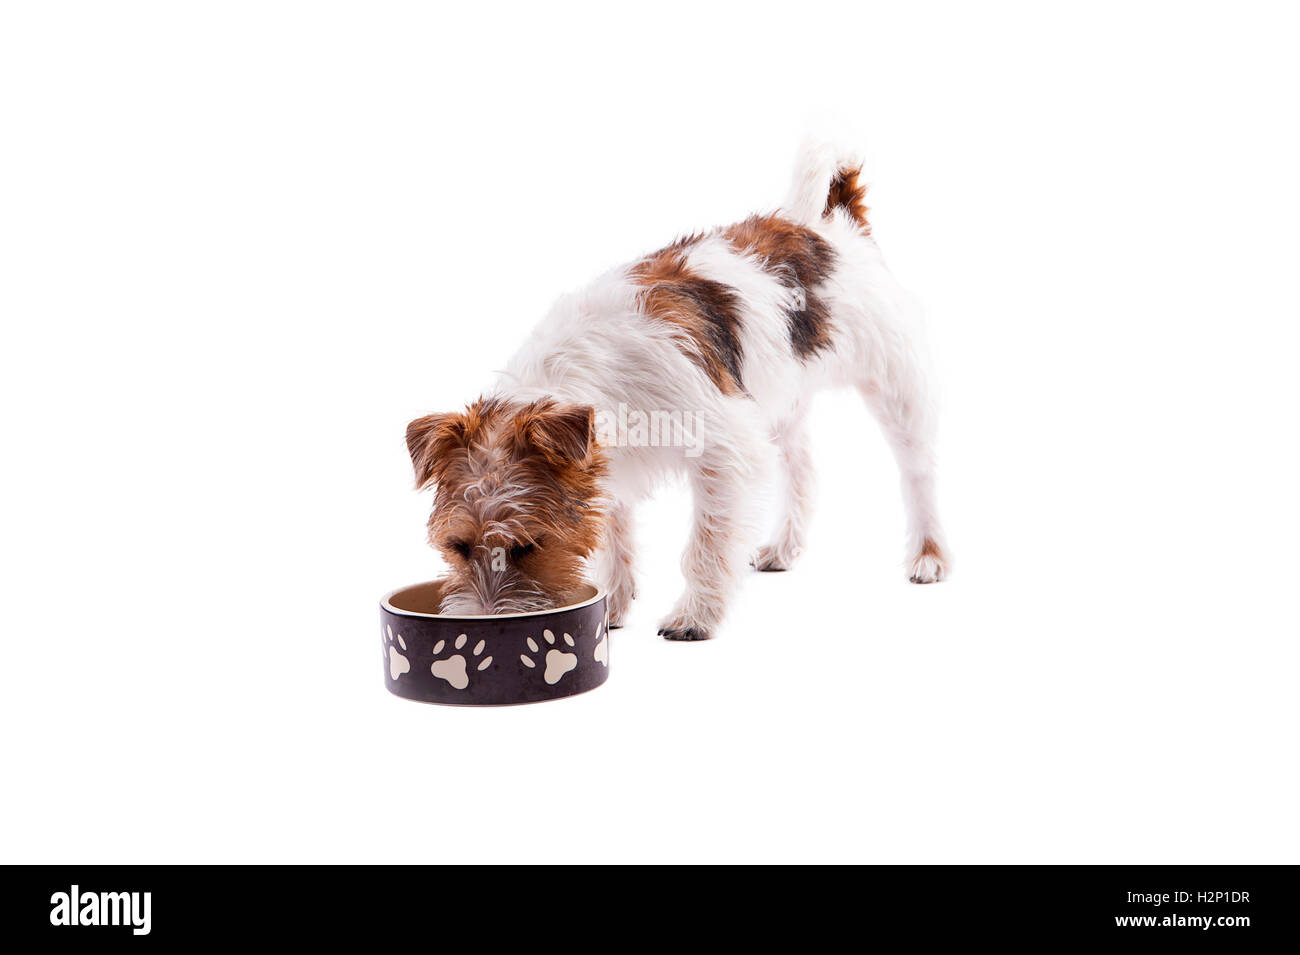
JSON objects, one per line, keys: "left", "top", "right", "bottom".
{"left": 502, "top": 144, "right": 905, "bottom": 431}
{"left": 486, "top": 144, "right": 948, "bottom": 636}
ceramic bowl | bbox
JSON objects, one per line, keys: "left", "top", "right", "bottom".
{"left": 379, "top": 580, "right": 609, "bottom": 705}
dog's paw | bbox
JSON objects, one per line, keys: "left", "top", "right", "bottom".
{"left": 750, "top": 542, "right": 799, "bottom": 572}
{"left": 908, "top": 538, "right": 949, "bottom": 584}
{"left": 657, "top": 624, "right": 711, "bottom": 641}
{"left": 660, "top": 605, "right": 722, "bottom": 641}
{"left": 606, "top": 586, "right": 635, "bottom": 630}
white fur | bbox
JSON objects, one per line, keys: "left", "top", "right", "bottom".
{"left": 493, "top": 144, "right": 948, "bottom": 636}
{"left": 781, "top": 139, "right": 866, "bottom": 226}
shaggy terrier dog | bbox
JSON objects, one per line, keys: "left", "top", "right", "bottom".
{"left": 406, "top": 143, "right": 949, "bottom": 638}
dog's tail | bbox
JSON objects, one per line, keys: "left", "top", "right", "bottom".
{"left": 782, "top": 140, "right": 870, "bottom": 233}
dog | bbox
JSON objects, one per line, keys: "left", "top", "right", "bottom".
{"left": 405, "top": 143, "right": 949, "bottom": 638}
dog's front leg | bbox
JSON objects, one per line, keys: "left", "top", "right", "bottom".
{"left": 658, "top": 430, "right": 766, "bottom": 641}
{"left": 597, "top": 500, "right": 637, "bottom": 628}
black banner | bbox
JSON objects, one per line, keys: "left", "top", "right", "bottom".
{"left": 7, "top": 866, "right": 1295, "bottom": 944}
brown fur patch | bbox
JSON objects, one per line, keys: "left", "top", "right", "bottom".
{"left": 824, "top": 165, "right": 870, "bottom": 233}
{"left": 630, "top": 240, "right": 746, "bottom": 394}
{"left": 723, "top": 215, "right": 837, "bottom": 359}
{"left": 406, "top": 396, "right": 508, "bottom": 490}
{"left": 920, "top": 537, "right": 945, "bottom": 560}
{"left": 406, "top": 398, "right": 608, "bottom": 611}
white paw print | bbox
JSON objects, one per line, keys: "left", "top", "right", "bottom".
{"left": 593, "top": 613, "right": 609, "bottom": 667}
{"left": 521, "top": 629, "right": 577, "bottom": 685}
{"left": 383, "top": 625, "right": 410, "bottom": 680}
{"left": 430, "top": 633, "right": 492, "bottom": 690}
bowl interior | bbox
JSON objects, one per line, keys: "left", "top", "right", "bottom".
{"left": 383, "top": 580, "right": 602, "bottom": 619}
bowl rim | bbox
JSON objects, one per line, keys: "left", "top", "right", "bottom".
{"left": 381, "top": 580, "right": 606, "bottom": 620}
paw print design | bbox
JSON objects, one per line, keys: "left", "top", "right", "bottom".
{"left": 593, "top": 613, "right": 609, "bottom": 667}
{"left": 383, "top": 625, "right": 410, "bottom": 680}
{"left": 520, "top": 628, "right": 578, "bottom": 685}
{"left": 430, "top": 633, "right": 492, "bottom": 690}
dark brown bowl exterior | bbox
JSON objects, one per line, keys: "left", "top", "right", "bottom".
{"left": 380, "top": 582, "right": 609, "bottom": 705}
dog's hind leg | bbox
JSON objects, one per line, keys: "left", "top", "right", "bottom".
{"left": 658, "top": 409, "right": 768, "bottom": 640}
{"left": 751, "top": 405, "right": 814, "bottom": 572}
{"left": 859, "top": 372, "right": 950, "bottom": 583}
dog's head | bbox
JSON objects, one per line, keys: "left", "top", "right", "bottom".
{"left": 405, "top": 397, "right": 607, "bottom": 614}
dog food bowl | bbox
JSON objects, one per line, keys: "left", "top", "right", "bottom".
{"left": 379, "top": 580, "right": 609, "bottom": 705}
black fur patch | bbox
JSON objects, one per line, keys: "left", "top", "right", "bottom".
{"left": 672, "top": 275, "right": 744, "bottom": 390}
{"left": 724, "top": 215, "right": 838, "bottom": 360}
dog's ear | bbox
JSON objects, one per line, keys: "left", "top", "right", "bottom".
{"left": 517, "top": 402, "right": 595, "bottom": 466}
{"left": 405, "top": 412, "right": 466, "bottom": 489}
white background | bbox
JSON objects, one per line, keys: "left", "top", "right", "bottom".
{"left": 2, "top": 2, "right": 1297, "bottom": 864}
